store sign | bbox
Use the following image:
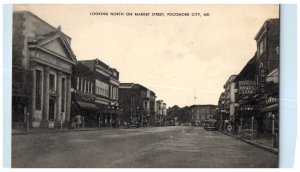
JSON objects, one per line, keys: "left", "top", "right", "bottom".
{"left": 238, "top": 80, "right": 256, "bottom": 95}
{"left": 73, "top": 92, "right": 95, "bottom": 103}
{"left": 266, "top": 96, "right": 278, "bottom": 105}
{"left": 258, "top": 63, "right": 266, "bottom": 93}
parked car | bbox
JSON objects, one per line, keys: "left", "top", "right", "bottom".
{"left": 204, "top": 119, "right": 219, "bottom": 130}
{"left": 124, "top": 121, "right": 140, "bottom": 128}
{"left": 167, "top": 122, "right": 175, "bottom": 126}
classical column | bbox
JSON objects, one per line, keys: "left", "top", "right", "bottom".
{"left": 65, "top": 75, "right": 72, "bottom": 124}
{"left": 31, "top": 67, "right": 36, "bottom": 124}
{"left": 56, "top": 72, "right": 62, "bottom": 122}
{"left": 43, "top": 67, "right": 50, "bottom": 125}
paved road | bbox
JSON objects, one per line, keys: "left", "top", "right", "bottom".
{"left": 12, "top": 126, "right": 278, "bottom": 168}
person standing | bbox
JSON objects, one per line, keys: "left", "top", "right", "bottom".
{"left": 75, "top": 114, "right": 82, "bottom": 128}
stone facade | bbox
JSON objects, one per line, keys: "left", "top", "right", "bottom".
{"left": 12, "top": 11, "right": 77, "bottom": 128}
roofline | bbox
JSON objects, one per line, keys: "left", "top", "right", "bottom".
{"left": 254, "top": 18, "right": 279, "bottom": 40}
{"left": 78, "top": 58, "right": 119, "bottom": 73}
{"left": 13, "top": 11, "right": 71, "bottom": 40}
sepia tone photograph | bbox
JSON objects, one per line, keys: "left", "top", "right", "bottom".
{"left": 11, "top": 4, "right": 279, "bottom": 168}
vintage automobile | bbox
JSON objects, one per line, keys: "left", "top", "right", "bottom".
{"left": 124, "top": 120, "right": 140, "bottom": 128}
{"left": 204, "top": 119, "right": 219, "bottom": 130}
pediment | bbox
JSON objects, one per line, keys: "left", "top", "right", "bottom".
{"left": 36, "top": 33, "right": 76, "bottom": 64}
{"left": 42, "top": 38, "right": 70, "bottom": 59}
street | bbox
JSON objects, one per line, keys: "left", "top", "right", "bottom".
{"left": 12, "top": 126, "right": 278, "bottom": 168}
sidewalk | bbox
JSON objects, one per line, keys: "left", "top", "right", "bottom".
{"left": 12, "top": 125, "right": 158, "bottom": 135}
{"left": 220, "top": 130, "right": 278, "bottom": 155}
{"left": 12, "top": 127, "right": 113, "bottom": 135}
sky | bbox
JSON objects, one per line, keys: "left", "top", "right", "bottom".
{"left": 13, "top": 4, "right": 279, "bottom": 108}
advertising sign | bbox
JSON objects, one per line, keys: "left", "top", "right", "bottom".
{"left": 238, "top": 80, "right": 256, "bottom": 95}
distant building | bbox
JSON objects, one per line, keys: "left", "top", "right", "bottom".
{"left": 155, "top": 100, "right": 167, "bottom": 126}
{"left": 233, "top": 55, "right": 257, "bottom": 132}
{"left": 118, "top": 83, "right": 156, "bottom": 127}
{"left": 12, "top": 11, "right": 77, "bottom": 128}
{"left": 223, "top": 75, "right": 238, "bottom": 126}
{"left": 71, "top": 59, "right": 120, "bottom": 127}
{"left": 189, "top": 105, "right": 217, "bottom": 126}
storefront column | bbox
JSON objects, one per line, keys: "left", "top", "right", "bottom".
{"left": 43, "top": 67, "right": 50, "bottom": 124}
{"left": 65, "top": 75, "right": 72, "bottom": 124}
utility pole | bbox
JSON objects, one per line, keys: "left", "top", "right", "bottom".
{"left": 194, "top": 88, "right": 197, "bottom": 104}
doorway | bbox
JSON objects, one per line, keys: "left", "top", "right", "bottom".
{"left": 49, "top": 98, "right": 55, "bottom": 121}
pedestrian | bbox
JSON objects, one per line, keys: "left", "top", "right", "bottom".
{"left": 224, "top": 118, "right": 229, "bottom": 130}
{"left": 75, "top": 114, "right": 82, "bottom": 128}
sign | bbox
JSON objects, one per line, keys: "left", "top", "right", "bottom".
{"left": 238, "top": 80, "right": 256, "bottom": 95}
{"left": 257, "top": 63, "right": 266, "bottom": 93}
{"left": 266, "top": 96, "right": 279, "bottom": 105}
{"left": 227, "top": 125, "right": 232, "bottom": 132}
{"left": 73, "top": 92, "right": 95, "bottom": 103}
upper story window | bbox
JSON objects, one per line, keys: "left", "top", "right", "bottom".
{"left": 258, "top": 37, "right": 267, "bottom": 57}
{"left": 95, "top": 79, "right": 109, "bottom": 97}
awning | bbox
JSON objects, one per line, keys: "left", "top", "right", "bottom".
{"left": 260, "top": 103, "right": 279, "bottom": 113}
{"left": 103, "top": 109, "right": 114, "bottom": 113}
{"left": 103, "top": 109, "right": 123, "bottom": 115}
{"left": 266, "top": 68, "right": 279, "bottom": 83}
{"left": 75, "top": 101, "right": 99, "bottom": 111}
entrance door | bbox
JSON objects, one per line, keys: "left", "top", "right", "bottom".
{"left": 49, "top": 98, "right": 55, "bottom": 121}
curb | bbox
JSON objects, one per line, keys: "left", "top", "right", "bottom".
{"left": 220, "top": 131, "right": 278, "bottom": 155}
{"left": 12, "top": 128, "right": 102, "bottom": 135}
{"left": 12, "top": 126, "right": 174, "bottom": 135}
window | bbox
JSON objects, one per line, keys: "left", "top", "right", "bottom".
{"left": 76, "top": 77, "right": 80, "bottom": 90}
{"left": 35, "top": 70, "right": 42, "bottom": 110}
{"left": 258, "top": 37, "right": 266, "bottom": 56}
{"left": 95, "top": 79, "right": 109, "bottom": 97}
{"left": 81, "top": 78, "right": 84, "bottom": 92}
{"left": 61, "top": 78, "right": 65, "bottom": 112}
{"left": 49, "top": 74, "right": 55, "bottom": 92}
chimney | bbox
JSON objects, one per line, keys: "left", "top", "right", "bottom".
{"left": 57, "top": 25, "right": 61, "bottom": 31}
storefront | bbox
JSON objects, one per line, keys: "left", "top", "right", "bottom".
{"left": 12, "top": 68, "right": 32, "bottom": 129}
{"left": 71, "top": 90, "right": 101, "bottom": 127}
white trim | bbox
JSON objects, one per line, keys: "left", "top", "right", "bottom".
{"left": 110, "top": 79, "right": 119, "bottom": 86}
{"left": 30, "top": 58, "right": 72, "bottom": 74}
{"left": 28, "top": 45, "right": 76, "bottom": 65}
{"left": 95, "top": 68, "right": 110, "bottom": 77}
{"left": 38, "top": 33, "right": 76, "bottom": 63}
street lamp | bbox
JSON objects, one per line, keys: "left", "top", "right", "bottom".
{"left": 221, "top": 101, "right": 225, "bottom": 131}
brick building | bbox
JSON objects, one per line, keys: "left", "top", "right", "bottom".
{"left": 71, "top": 59, "right": 120, "bottom": 127}
{"left": 189, "top": 105, "right": 217, "bottom": 126}
{"left": 118, "top": 83, "right": 156, "bottom": 127}
{"left": 254, "top": 19, "right": 279, "bottom": 134}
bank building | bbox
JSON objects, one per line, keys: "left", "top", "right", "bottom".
{"left": 12, "top": 11, "right": 77, "bottom": 128}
